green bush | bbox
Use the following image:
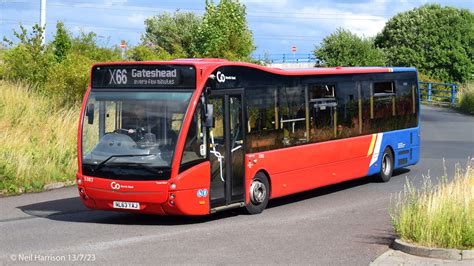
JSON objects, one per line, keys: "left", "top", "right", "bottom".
{"left": 70, "top": 32, "right": 121, "bottom": 62}
{"left": 375, "top": 4, "right": 474, "bottom": 83}
{"left": 314, "top": 28, "right": 386, "bottom": 67}
{"left": 44, "top": 52, "right": 94, "bottom": 105}
{"left": 0, "top": 61, "right": 5, "bottom": 80}
{"left": 2, "top": 25, "right": 54, "bottom": 88}
{"left": 2, "top": 24, "right": 123, "bottom": 107}
{"left": 126, "top": 45, "right": 173, "bottom": 61}
{"left": 3, "top": 45, "right": 54, "bottom": 88}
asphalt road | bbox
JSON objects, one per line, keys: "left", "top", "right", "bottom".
{"left": 1, "top": 105, "right": 473, "bottom": 265}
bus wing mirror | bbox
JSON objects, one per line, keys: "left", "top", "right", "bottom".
{"left": 86, "top": 104, "right": 94, "bottom": 124}
{"left": 205, "top": 104, "right": 214, "bottom": 128}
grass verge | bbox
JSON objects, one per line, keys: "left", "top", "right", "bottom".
{"left": 458, "top": 82, "right": 474, "bottom": 115}
{"left": 0, "top": 81, "right": 78, "bottom": 195}
{"left": 391, "top": 161, "right": 474, "bottom": 250}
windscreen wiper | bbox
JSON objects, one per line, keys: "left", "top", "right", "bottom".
{"left": 93, "top": 154, "right": 157, "bottom": 173}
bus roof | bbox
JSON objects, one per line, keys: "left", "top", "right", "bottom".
{"left": 92, "top": 59, "right": 417, "bottom": 76}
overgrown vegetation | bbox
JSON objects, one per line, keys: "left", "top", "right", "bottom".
{"left": 196, "top": 0, "right": 255, "bottom": 60}
{"left": 458, "top": 82, "right": 474, "bottom": 114}
{"left": 375, "top": 4, "right": 474, "bottom": 84}
{"left": 142, "top": 11, "right": 201, "bottom": 58}
{"left": 2, "top": 23, "right": 121, "bottom": 106}
{"left": 0, "top": 81, "right": 78, "bottom": 195}
{"left": 142, "top": 0, "right": 255, "bottom": 61}
{"left": 1, "top": 0, "right": 255, "bottom": 108}
{"left": 391, "top": 162, "right": 474, "bottom": 249}
{"left": 314, "top": 28, "right": 386, "bottom": 67}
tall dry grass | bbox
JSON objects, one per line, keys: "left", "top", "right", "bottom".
{"left": 458, "top": 82, "right": 474, "bottom": 114}
{"left": 391, "top": 161, "right": 474, "bottom": 249}
{"left": 0, "top": 81, "right": 78, "bottom": 195}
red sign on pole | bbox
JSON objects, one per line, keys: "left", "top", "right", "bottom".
{"left": 120, "top": 40, "right": 126, "bottom": 49}
{"left": 291, "top": 46, "right": 297, "bottom": 53}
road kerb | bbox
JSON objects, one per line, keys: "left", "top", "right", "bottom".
{"left": 370, "top": 249, "right": 394, "bottom": 265}
{"left": 462, "top": 249, "right": 474, "bottom": 260}
{"left": 392, "top": 239, "right": 473, "bottom": 261}
{"left": 43, "top": 182, "right": 66, "bottom": 191}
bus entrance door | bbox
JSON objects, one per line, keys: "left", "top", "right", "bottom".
{"left": 208, "top": 91, "right": 245, "bottom": 209}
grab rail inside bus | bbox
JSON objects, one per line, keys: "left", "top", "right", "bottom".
{"left": 209, "top": 130, "right": 225, "bottom": 182}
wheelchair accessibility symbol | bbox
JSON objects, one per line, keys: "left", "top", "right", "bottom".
{"left": 197, "top": 189, "right": 208, "bottom": 198}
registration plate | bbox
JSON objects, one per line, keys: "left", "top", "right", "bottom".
{"left": 113, "top": 201, "right": 140, "bottom": 210}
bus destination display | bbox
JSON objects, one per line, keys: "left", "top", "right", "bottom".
{"left": 91, "top": 65, "right": 196, "bottom": 88}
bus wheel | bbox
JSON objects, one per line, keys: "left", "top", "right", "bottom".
{"left": 245, "top": 172, "right": 270, "bottom": 214}
{"left": 377, "top": 147, "right": 394, "bottom": 182}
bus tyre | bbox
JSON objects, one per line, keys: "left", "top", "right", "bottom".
{"left": 377, "top": 148, "right": 394, "bottom": 182}
{"left": 245, "top": 172, "right": 270, "bottom": 214}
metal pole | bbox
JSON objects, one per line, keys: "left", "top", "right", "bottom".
{"left": 427, "top": 83, "right": 432, "bottom": 102}
{"left": 451, "top": 85, "right": 456, "bottom": 105}
{"left": 40, "top": 0, "right": 46, "bottom": 45}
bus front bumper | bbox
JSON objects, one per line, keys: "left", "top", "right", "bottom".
{"left": 76, "top": 173, "right": 170, "bottom": 215}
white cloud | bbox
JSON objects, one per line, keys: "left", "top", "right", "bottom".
{"left": 127, "top": 13, "right": 148, "bottom": 25}
{"left": 241, "top": 0, "right": 288, "bottom": 8}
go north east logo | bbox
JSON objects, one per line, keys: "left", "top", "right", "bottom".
{"left": 212, "top": 71, "right": 236, "bottom": 83}
{"left": 110, "top": 181, "right": 134, "bottom": 190}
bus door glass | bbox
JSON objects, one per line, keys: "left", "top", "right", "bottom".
{"left": 208, "top": 92, "right": 245, "bottom": 207}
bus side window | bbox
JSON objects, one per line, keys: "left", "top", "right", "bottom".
{"left": 308, "top": 84, "right": 337, "bottom": 142}
{"left": 396, "top": 80, "right": 417, "bottom": 128}
{"left": 279, "top": 86, "right": 307, "bottom": 146}
{"left": 180, "top": 102, "right": 206, "bottom": 168}
{"left": 335, "top": 82, "right": 360, "bottom": 139}
{"left": 246, "top": 87, "right": 283, "bottom": 152}
{"left": 372, "top": 81, "right": 397, "bottom": 132}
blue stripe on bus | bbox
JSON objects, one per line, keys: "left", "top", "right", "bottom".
{"left": 390, "top": 67, "right": 417, "bottom": 72}
{"left": 367, "top": 126, "right": 420, "bottom": 176}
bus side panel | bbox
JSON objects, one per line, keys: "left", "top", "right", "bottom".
{"left": 367, "top": 127, "right": 420, "bottom": 176}
{"left": 163, "top": 161, "right": 211, "bottom": 215}
{"left": 245, "top": 134, "right": 375, "bottom": 199}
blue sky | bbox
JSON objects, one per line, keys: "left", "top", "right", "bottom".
{"left": 1, "top": 0, "right": 473, "bottom": 56}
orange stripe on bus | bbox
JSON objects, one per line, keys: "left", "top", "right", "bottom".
{"left": 367, "top": 134, "right": 377, "bottom": 157}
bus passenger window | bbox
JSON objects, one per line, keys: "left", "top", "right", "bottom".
{"left": 246, "top": 87, "right": 283, "bottom": 152}
{"left": 372, "top": 81, "right": 397, "bottom": 132}
{"left": 396, "top": 80, "right": 417, "bottom": 129}
{"left": 308, "top": 84, "right": 337, "bottom": 142}
{"left": 280, "top": 86, "right": 307, "bottom": 146}
{"left": 335, "top": 82, "right": 360, "bottom": 139}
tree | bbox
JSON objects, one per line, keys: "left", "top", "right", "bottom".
{"left": 70, "top": 31, "right": 121, "bottom": 62}
{"left": 126, "top": 45, "right": 173, "bottom": 61}
{"left": 314, "top": 28, "right": 386, "bottom": 67}
{"left": 375, "top": 4, "right": 474, "bottom": 83}
{"left": 52, "top": 21, "right": 72, "bottom": 63}
{"left": 2, "top": 24, "right": 53, "bottom": 86}
{"left": 142, "top": 11, "right": 201, "bottom": 57}
{"left": 196, "top": 0, "right": 255, "bottom": 60}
